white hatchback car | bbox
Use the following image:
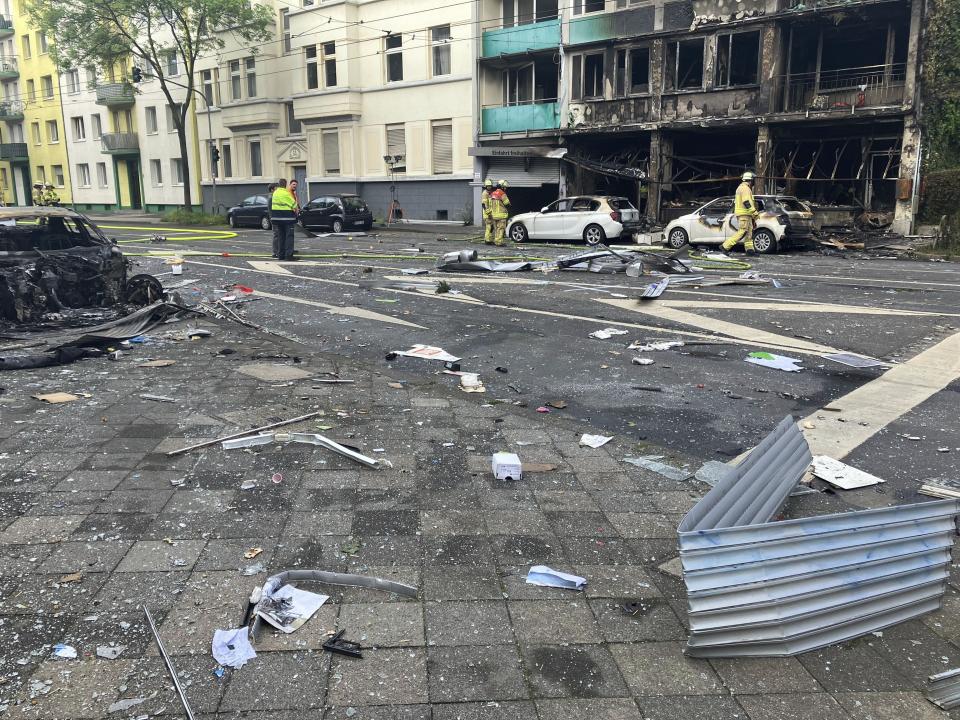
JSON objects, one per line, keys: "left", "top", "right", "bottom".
{"left": 662, "top": 195, "right": 815, "bottom": 253}
{"left": 507, "top": 196, "right": 641, "bottom": 245}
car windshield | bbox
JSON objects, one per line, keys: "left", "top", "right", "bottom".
{"left": 342, "top": 197, "right": 367, "bottom": 212}
{"left": 776, "top": 197, "right": 809, "bottom": 212}
{"left": 608, "top": 197, "right": 637, "bottom": 210}
{"left": 0, "top": 215, "right": 105, "bottom": 252}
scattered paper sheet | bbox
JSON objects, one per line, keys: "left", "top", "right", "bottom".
{"left": 580, "top": 434, "right": 613, "bottom": 448}
{"left": 526, "top": 565, "right": 587, "bottom": 590}
{"left": 628, "top": 340, "right": 684, "bottom": 352}
{"left": 52, "top": 644, "right": 77, "bottom": 659}
{"left": 745, "top": 351, "right": 803, "bottom": 372}
{"left": 632, "top": 357, "right": 654, "bottom": 365}
{"left": 34, "top": 393, "right": 80, "bottom": 404}
{"left": 811, "top": 455, "right": 885, "bottom": 489}
{"left": 256, "top": 584, "right": 329, "bottom": 634}
{"left": 624, "top": 456, "right": 693, "bottom": 481}
{"left": 392, "top": 344, "right": 460, "bottom": 363}
{"left": 212, "top": 627, "right": 257, "bottom": 668}
{"left": 821, "top": 353, "right": 887, "bottom": 368}
{"left": 589, "top": 328, "right": 629, "bottom": 340}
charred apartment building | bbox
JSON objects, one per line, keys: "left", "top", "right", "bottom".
{"left": 472, "top": 0, "right": 923, "bottom": 234}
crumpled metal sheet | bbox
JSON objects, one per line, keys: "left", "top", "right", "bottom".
{"left": 677, "top": 416, "right": 960, "bottom": 657}
{"left": 927, "top": 668, "right": 960, "bottom": 709}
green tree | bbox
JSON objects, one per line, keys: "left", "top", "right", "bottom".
{"left": 922, "top": 0, "right": 960, "bottom": 171}
{"left": 27, "top": 0, "right": 273, "bottom": 210}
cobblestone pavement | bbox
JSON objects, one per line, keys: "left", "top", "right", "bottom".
{"left": 0, "top": 316, "right": 957, "bottom": 719}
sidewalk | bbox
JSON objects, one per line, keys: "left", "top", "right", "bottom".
{"left": 0, "top": 317, "right": 955, "bottom": 719}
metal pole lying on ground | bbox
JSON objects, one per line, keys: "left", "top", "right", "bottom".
{"left": 166, "top": 411, "right": 324, "bottom": 456}
{"left": 143, "top": 606, "right": 196, "bottom": 720}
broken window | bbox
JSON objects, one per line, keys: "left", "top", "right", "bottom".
{"left": 665, "top": 38, "right": 704, "bottom": 90}
{"left": 573, "top": 0, "right": 604, "bottom": 14}
{"left": 615, "top": 46, "right": 649, "bottom": 96}
{"left": 583, "top": 53, "right": 604, "bottom": 99}
{"left": 715, "top": 31, "right": 760, "bottom": 88}
{"left": 505, "top": 64, "right": 533, "bottom": 105}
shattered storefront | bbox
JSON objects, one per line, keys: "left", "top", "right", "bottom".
{"left": 470, "top": 146, "right": 566, "bottom": 218}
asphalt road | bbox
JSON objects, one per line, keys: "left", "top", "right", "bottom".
{"left": 104, "top": 218, "right": 960, "bottom": 506}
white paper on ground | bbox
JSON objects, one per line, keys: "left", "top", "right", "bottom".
{"left": 628, "top": 340, "right": 684, "bottom": 351}
{"left": 257, "top": 584, "right": 329, "bottom": 634}
{"left": 52, "top": 644, "right": 77, "bottom": 659}
{"left": 811, "top": 455, "right": 885, "bottom": 489}
{"left": 580, "top": 434, "right": 613, "bottom": 448}
{"left": 744, "top": 351, "right": 804, "bottom": 372}
{"left": 393, "top": 345, "right": 461, "bottom": 363}
{"left": 211, "top": 627, "right": 257, "bottom": 669}
{"left": 631, "top": 357, "right": 655, "bottom": 366}
{"left": 589, "top": 328, "right": 629, "bottom": 340}
{"left": 821, "top": 352, "right": 887, "bottom": 368}
{"left": 526, "top": 565, "right": 587, "bottom": 590}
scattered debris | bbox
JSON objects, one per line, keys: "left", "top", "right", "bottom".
{"left": 59, "top": 572, "right": 83, "bottom": 584}
{"left": 144, "top": 605, "right": 197, "bottom": 720}
{"left": 96, "top": 645, "right": 126, "bottom": 660}
{"left": 52, "top": 644, "right": 77, "bottom": 659}
{"left": 244, "top": 547, "right": 263, "bottom": 560}
{"left": 536, "top": 406, "right": 551, "bottom": 413}
{"left": 631, "top": 357, "right": 655, "bottom": 366}
{"left": 107, "top": 698, "right": 145, "bottom": 714}
{"left": 745, "top": 352, "right": 804, "bottom": 372}
{"left": 522, "top": 462, "right": 558, "bottom": 473}
{"left": 624, "top": 456, "right": 693, "bottom": 481}
{"left": 919, "top": 480, "right": 960, "bottom": 500}
{"left": 388, "top": 344, "right": 460, "bottom": 363}
{"left": 312, "top": 378, "right": 355, "bottom": 385}
{"left": 324, "top": 629, "right": 363, "bottom": 658}
{"left": 492, "top": 452, "right": 522, "bottom": 481}
{"left": 137, "top": 359, "right": 176, "bottom": 368}
{"left": 628, "top": 340, "right": 683, "bottom": 352}
{"left": 546, "top": 399, "right": 567, "bottom": 409}
{"left": 212, "top": 627, "right": 258, "bottom": 668}
{"left": 580, "top": 434, "right": 613, "bottom": 448}
{"left": 821, "top": 353, "right": 888, "bottom": 368}
{"left": 241, "top": 561, "right": 267, "bottom": 576}
{"left": 525, "top": 565, "right": 587, "bottom": 590}
{"left": 927, "top": 668, "right": 960, "bottom": 710}
{"left": 694, "top": 460, "right": 736, "bottom": 487}
{"left": 222, "top": 431, "right": 381, "bottom": 469}
{"left": 459, "top": 373, "right": 486, "bottom": 393}
{"left": 139, "top": 393, "right": 177, "bottom": 403}
{"left": 639, "top": 278, "right": 669, "bottom": 299}
{"left": 810, "top": 456, "right": 885, "bottom": 490}
{"left": 589, "top": 327, "right": 629, "bottom": 340}
{"left": 166, "top": 411, "right": 324, "bottom": 456}
{"left": 33, "top": 392, "right": 80, "bottom": 404}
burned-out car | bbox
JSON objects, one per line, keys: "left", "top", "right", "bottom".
{"left": 0, "top": 207, "right": 150, "bottom": 325}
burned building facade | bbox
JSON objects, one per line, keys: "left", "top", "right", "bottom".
{"left": 472, "top": 0, "right": 923, "bottom": 233}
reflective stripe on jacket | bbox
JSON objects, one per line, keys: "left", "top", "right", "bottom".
{"left": 489, "top": 189, "right": 510, "bottom": 219}
{"left": 271, "top": 187, "right": 297, "bottom": 221}
{"left": 734, "top": 182, "right": 755, "bottom": 216}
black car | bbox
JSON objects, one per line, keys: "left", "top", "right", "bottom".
{"left": 299, "top": 194, "right": 373, "bottom": 233}
{"left": 227, "top": 195, "right": 271, "bottom": 230}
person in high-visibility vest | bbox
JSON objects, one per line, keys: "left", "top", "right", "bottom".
{"left": 271, "top": 179, "right": 298, "bottom": 260}
{"left": 489, "top": 179, "right": 511, "bottom": 247}
{"left": 267, "top": 183, "right": 279, "bottom": 257}
{"left": 31, "top": 182, "right": 44, "bottom": 206}
{"left": 43, "top": 184, "right": 60, "bottom": 207}
{"left": 721, "top": 171, "right": 759, "bottom": 254}
{"left": 480, "top": 178, "right": 495, "bottom": 245}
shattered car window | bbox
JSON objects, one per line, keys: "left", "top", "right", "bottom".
{"left": 571, "top": 198, "right": 601, "bottom": 212}
{"left": 0, "top": 215, "right": 105, "bottom": 253}
{"left": 608, "top": 197, "right": 637, "bottom": 211}
{"left": 776, "top": 197, "right": 809, "bottom": 212}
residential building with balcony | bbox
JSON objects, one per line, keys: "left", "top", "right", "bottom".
{"left": 0, "top": 0, "right": 26, "bottom": 205}
{"left": 197, "top": 0, "right": 474, "bottom": 222}
{"left": 557, "top": 0, "right": 924, "bottom": 233}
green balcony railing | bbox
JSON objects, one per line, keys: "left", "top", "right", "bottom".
{"left": 482, "top": 18, "right": 560, "bottom": 57}
{"left": 0, "top": 16, "right": 13, "bottom": 38}
{"left": 101, "top": 132, "right": 139, "bottom": 154}
{"left": 0, "top": 57, "right": 18, "bottom": 80}
{"left": 0, "top": 99, "right": 24, "bottom": 121}
{"left": 0, "top": 142, "right": 28, "bottom": 161}
{"left": 95, "top": 82, "right": 136, "bottom": 107}
{"left": 481, "top": 100, "right": 560, "bottom": 133}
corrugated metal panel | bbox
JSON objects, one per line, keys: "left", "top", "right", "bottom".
{"left": 487, "top": 157, "right": 560, "bottom": 187}
{"left": 677, "top": 415, "right": 960, "bottom": 658}
{"left": 927, "top": 668, "right": 960, "bottom": 710}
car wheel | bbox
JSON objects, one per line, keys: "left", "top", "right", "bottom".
{"left": 228, "top": 214, "right": 237, "bottom": 229}
{"left": 666, "top": 227, "right": 688, "bottom": 249}
{"left": 753, "top": 229, "right": 778, "bottom": 254}
{"left": 260, "top": 215, "right": 271, "bottom": 231}
{"left": 583, "top": 224, "right": 606, "bottom": 246}
{"left": 509, "top": 223, "right": 528, "bottom": 243}
{"left": 332, "top": 219, "right": 343, "bottom": 234}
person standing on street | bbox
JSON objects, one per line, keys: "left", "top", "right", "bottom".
{"left": 481, "top": 178, "right": 495, "bottom": 245}
{"left": 31, "top": 182, "right": 44, "bottom": 206}
{"left": 267, "top": 183, "right": 279, "bottom": 258}
{"left": 271, "top": 179, "right": 298, "bottom": 261}
{"left": 722, "top": 171, "right": 759, "bottom": 255}
{"left": 288, "top": 180, "right": 301, "bottom": 213}
{"left": 43, "top": 184, "right": 60, "bottom": 207}
{"left": 489, "top": 180, "right": 511, "bottom": 247}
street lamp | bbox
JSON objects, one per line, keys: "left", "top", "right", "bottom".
{"left": 383, "top": 154, "right": 404, "bottom": 224}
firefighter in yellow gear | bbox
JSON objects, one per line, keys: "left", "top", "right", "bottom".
{"left": 31, "top": 183, "right": 44, "bottom": 206}
{"left": 722, "top": 171, "right": 758, "bottom": 254}
{"left": 481, "top": 178, "right": 495, "bottom": 244}
{"left": 489, "top": 179, "right": 511, "bottom": 246}
{"left": 43, "top": 184, "right": 60, "bottom": 206}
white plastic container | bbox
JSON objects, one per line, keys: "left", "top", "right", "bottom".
{"left": 492, "top": 452, "right": 522, "bottom": 481}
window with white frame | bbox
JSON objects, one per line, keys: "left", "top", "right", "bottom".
{"left": 386, "top": 123, "right": 406, "bottom": 172}
{"left": 245, "top": 57, "right": 256, "bottom": 97}
{"left": 322, "top": 42, "right": 336, "bottom": 87}
{"left": 614, "top": 46, "right": 650, "bottom": 96}
{"left": 230, "top": 60, "right": 241, "bottom": 100}
{"left": 30, "top": 121, "right": 39, "bottom": 144}
{"left": 150, "top": 159, "right": 163, "bottom": 185}
{"left": 34, "top": 166, "right": 45, "bottom": 183}
{"left": 714, "top": 31, "right": 760, "bottom": 88}
{"left": 46, "top": 119, "right": 58, "bottom": 143}
{"left": 96, "top": 162, "right": 108, "bottom": 187}
{"left": 40, "top": 75, "right": 53, "bottom": 99}
{"left": 385, "top": 34, "right": 403, "bottom": 82}
{"left": 285, "top": 102, "right": 302, "bottom": 135}
{"left": 37, "top": 31, "right": 48, "bottom": 54}
{"left": 52, "top": 164, "right": 64, "bottom": 186}
{"left": 249, "top": 140, "right": 262, "bottom": 176}
{"left": 64, "top": 69, "right": 80, "bottom": 94}
{"left": 571, "top": 53, "right": 605, "bottom": 100}
{"left": 145, "top": 106, "right": 158, "bottom": 134}
{"left": 306, "top": 46, "right": 319, "bottom": 90}
{"left": 71, "top": 116, "right": 85, "bottom": 141}
{"left": 21, "top": 35, "right": 30, "bottom": 59}
{"left": 200, "top": 69, "right": 216, "bottom": 106}
{"left": 572, "top": 0, "right": 604, "bottom": 15}
{"left": 77, "top": 163, "right": 91, "bottom": 187}
{"left": 431, "top": 26, "right": 451, "bottom": 77}
{"left": 502, "top": 0, "right": 559, "bottom": 26}
{"left": 26, "top": 79, "right": 35, "bottom": 101}
{"left": 172, "top": 158, "right": 184, "bottom": 185}
{"left": 281, "top": 9, "right": 291, "bottom": 53}
{"left": 11, "top": 124, "right": 23, "bottom": 143}
{"left": 431, "top": 120, "right": 452, "bottom": 174}
{"left": 322, "top": 129, "right": 340, "bottom": 175}
{"left": 91, "top": 113, "right": 102, "bottom": 139}
{"left": 166, "top": 51, "right": 179, "bottom": 76}
{"left": 166, "top": 103, "right": 182, "bottom": 133}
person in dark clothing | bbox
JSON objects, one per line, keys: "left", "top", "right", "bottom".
{"left": 270, "top": 179, "right": 298, "bottom": 261}
{"left": 267, "top": 183, "right": 279, "bottom": 258}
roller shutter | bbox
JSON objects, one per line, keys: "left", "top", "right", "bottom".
{"left": 486, "top": 157, "right": 560, "bottom": 187}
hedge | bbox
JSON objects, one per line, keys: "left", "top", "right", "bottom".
{"left": 920, "top": 168, "right": 960, "bottom": 222}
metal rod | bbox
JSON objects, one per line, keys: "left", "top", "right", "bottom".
{"left": 166, "top": 411, "right": 324, "bottom": 456}
{"left": 143, "top": 606, "right": 196, "bottom": 720}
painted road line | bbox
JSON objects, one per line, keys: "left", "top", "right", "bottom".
{"left": 595, "top": 298, "right": 841, "bottom": 355}
{"left": 252, "top": 290, "right": 426, "bottom": 329}
{"left": 802, "top": 331, "right": 960, "bottom": 458}
{"left": 652, "top": 300, "right": 952, "bottom": 316}
{"left": 248, "top": 261, "right": 294, "bottom": 275}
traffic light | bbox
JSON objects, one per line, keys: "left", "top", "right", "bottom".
{"left": 131, "top": 66, "right": 143, "bottom": 83}
{"left": 211, "top": 146, "right": 220, "bottom": 164}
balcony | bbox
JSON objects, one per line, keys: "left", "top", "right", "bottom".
{"left": 481, "top": 100, "right": 560, "bottom": 134}
{"left": 769, "top": 64, "right": 907, "bottom": 115}
{"left": 0, "top": 99, "right": 24, "bottom": 121}
{"left": 569, "top": 96, "right": 655, "bottom": 130}
{"left": 0, "top": 142, "right": 28, "bottom": 161}
{"left": 101, "top": 132, "right": 139, "bottom": 155}
{"left": 95, "top": 82, "right": 136, "bottom": 107}
{"left": 220, "top": 99, "right": 284, "bottom": 131}
{"left": 482, "top": 18, "right": 560, "bottom": 58}
{"left": 0, "top": 57, "right": 17, "bottom": 80}
{"left": 0, "top": 16, "right": 12, "bottom": 38}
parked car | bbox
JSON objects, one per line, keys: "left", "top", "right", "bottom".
{"left": 662, "top": 195, "right": 815, "bottom": 253}
{"left": 507, "top": 196, "right": 641, "bottom": 245}
{"left": 227, "top": 196, "right": 271, "bottom": 230}
{"left": 299, "top": 194, "right": 374, "bottom": 233}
